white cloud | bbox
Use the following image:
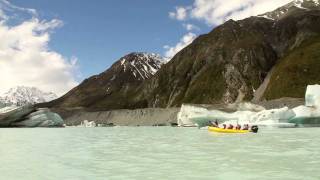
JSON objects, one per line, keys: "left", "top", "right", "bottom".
{"left": 172, "top": 0, "right": 293, "bottom": 26}
{"left": 1, "top": 0, "right": 37, "bottom": 15}
{"left": 169, "top": 6, "right": 188, "bottom": 20}
{"left": 164, "top": 0, "right": 293, "bottom": 60}
{"left": 182, "top": 23, "right": 199, "bottom": 31}
{"left": 164, "top": 32, "right": 197, "bottom": 60}
{"left": 0, "top": 1, "right": 78, "bottom": 96}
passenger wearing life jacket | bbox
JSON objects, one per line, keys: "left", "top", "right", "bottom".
{"left": 236, "top": 124, "right": 241, "bottom": 130}
{"left": 227, "top": 124, "right": 234, "bottom": 129}
{"left": 214, "top": 120, "right": 218, "bottom": 126}
{"left": 242, "top": 124, "right": 249, "bottom": 130}
{"left": 209, "top": 120, "right": 219, "bottom": 127}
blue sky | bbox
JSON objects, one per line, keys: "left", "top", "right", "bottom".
{"left": 10, "top": 0, "right": 211, "bottom": 80}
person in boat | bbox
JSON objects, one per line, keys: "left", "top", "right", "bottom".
{"left": 214, "top": 120, "right": 218, "bottom": 127}
{"left": 222, "top": 124, "right": 226, "bottom": 129}
{"left": 242, "top": 124, "right": 249, "bottom": 130}
{"left": 236, "top": 124, "right": 241, "bottom": 130}
{"left": 227, "top": 124, "right": 234, "bottom": 129}
{"left": 209, "top": 120, "right": 219, "bottom": 127}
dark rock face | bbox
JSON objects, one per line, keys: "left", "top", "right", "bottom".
{"left": 136, "top": 18, "right": 278, "bottom": 107}
{"left": 43, "top": 53, "right": 164, "bottom": 110}
{"left": 134, "top": 9, "right": 320, "bottom": 108}
{"left": 47, "top": 1, "right": 320, "bottom": 110}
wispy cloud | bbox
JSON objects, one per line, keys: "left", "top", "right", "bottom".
{"left": 172, "top": 0, "right": 292, "bottom": 25}
{"left": 169, "top": 6, "right": 189, "bottom": 21}
{"left": 1, "top": 0, "right": 37, "bottom": 15}
{"left": 182, "top": 23, "right": 199, "bottom": 31}
{"left": 0, "top": 0, "right": 78, "bottom": 96}
{"left": 163, "top": 32, "right": 196, "bottom": 60}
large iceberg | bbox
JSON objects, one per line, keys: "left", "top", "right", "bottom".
{"left": 177, "top": 103, "right": 258, "bottom": 127}
{"left": 178, "top": 104, "right": 295, "bottom": 127}
{"left": 305, "top": 85, "right": 320, "bottom": 107}
{"left": 12, "top": 108, "right": 64, "bottom": 127}
{"left": 289, "top": 85, "right": 320, "bottom": 126}
{"left": 0, "top": 106, "right": 64, "bottom": 127}
{"left": 177, "top": 85, "right": 320, "bottom": 128}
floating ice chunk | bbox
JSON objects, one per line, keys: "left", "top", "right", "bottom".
{"left": 250, "top": 107, "right": 296, "bottom": 124}
{"left": 292, "top": 105, "right": 320, "bottom": 119}
{"left": 290, "top": 105, "right": 320, "bottom": 126}
{"left": 79, "top": 120, "right": 96, "bottom": 127}
{"left": 177, "top": 104, "right": 259, "bottom": 127}
{"left": 226, "top": 102, "right": 265, "bottom": 112}
{"left": 288, "top": 85, "right": 320, "bottom": 126}
{"left": 177, "top": 85, "right": 320, "bottom": 128}
{"left": 178, "top": 104, "right": 295, "bottom": 127}
{"left": 305, "top": 84, "right": 320, "bottom": 107}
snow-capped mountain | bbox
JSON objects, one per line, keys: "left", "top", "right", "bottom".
{"left": 44, "top": 52, "right": 165, "bottom": 109}
{"left": 0, "top": 86, "right": 58, "bottom": 106}
{"left": 118, "top": 52, "right": 164, "bottom": 80}
{"left": 259, "top": 0, "right": 320, "bottom": 20}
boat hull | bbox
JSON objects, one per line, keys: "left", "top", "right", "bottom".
{"left": 208, "top": 127, "right": 250, "bottom": 133}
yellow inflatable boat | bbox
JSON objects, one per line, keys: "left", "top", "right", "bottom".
{"left": 208, "top": 127, "right": 251, "bottom": 133}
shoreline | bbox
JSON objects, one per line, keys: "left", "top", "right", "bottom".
{"left": 50, "top": 97, "right": 304, "bottom": 127}
{"left": 51, "top": 107, "right": 180, "bottom": 127}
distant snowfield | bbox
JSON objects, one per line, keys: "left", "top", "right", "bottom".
{"left": 0, "top": 86, "right": 58, "bottom": 106}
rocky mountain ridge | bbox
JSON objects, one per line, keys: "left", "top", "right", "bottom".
{"left": 132, "top": 0, "right": 320, "bottom": 108}
{"left": 44, "top": 52, "right": 165, "bottom": 110}
{"left": 259, "top": 0, "right": 320, "bottom": 20}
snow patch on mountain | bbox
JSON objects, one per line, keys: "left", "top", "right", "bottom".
{"left": 0, "top": 86, "right": 58, "bottom": 106}
{"left": 118, "top": 52, "right": 164, "bottom": 80}
{"left": 258, "top": 0, "right": 320, "bottom": 20}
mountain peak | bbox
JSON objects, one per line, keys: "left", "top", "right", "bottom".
{"left": 115, "top": 52, "right": 165, "bottom": 80}
{"left": 259, "top": 0, "right": 320, "bottom": 20}
{"left": 44, "top": 52, "right": 165, "bottom": 109}
{"left": 1, "top": 86, "right": 57, "bottom": 106}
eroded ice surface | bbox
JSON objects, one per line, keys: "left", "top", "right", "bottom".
{"left": 178, "top": 85, "right": 320, "bottom": 128}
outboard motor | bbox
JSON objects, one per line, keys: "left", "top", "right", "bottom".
{"left": 251, "top": 125, "right": 259, "bottom": 133}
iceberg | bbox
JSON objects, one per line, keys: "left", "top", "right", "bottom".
{"left": 289, "top": 85, "right": 320, "bottom": 126}
{"left": 0, "top": 106, "right": 64, "bottom": 127}
{"left": 223, "top": 107, "right": 296, "bottom": 128}
{"left": 12, "top": 111, "right": 64, "bottom": 127}
{"left": 0, "top": 105, "right": 35, "bottom": 127}
{"left": 305, "top": 84, "right": 320, "bottom": 107}
{"left": 177, "top": 103, "right": 262, "bottom": 127}
{"left": 78, "top": 120, "right": 97, "bottom": 127}
{"left": 177, "top": 84, "right": 320, "bottom": 128}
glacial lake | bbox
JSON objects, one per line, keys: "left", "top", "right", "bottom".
{"left": 0, "top": 127, "right": 319, "bottom": 180}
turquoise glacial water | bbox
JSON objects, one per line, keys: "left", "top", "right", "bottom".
{"left": 0, "top": 127, "right": 320, "bottom": 180}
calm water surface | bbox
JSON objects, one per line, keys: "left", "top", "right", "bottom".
{"left": 0, "top": 127, "right": 319, "bottom": 180}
